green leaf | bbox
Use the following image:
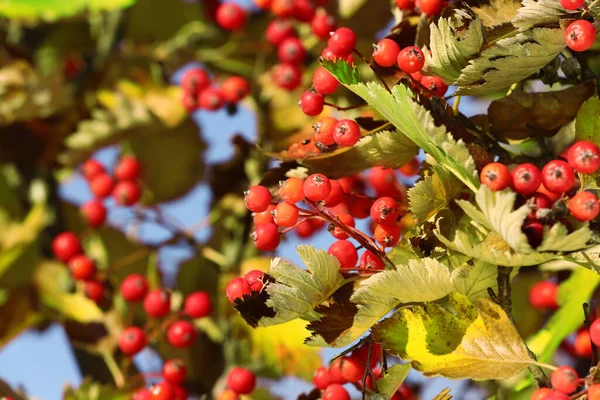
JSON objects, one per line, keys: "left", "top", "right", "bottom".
{"left": 260, "top": 245, "right": 345, "bottom": 327}
{"left": 63, "top": 378, "right": 129, "bottom": 400}
{"left": 374, "top": 295, "right": 536, "bottom": 380}
{"left": 511, "top": 0, "right": 599, "bottom": 31}
{"left": 0, "top": 0, "right": 134, "bottom": 21}
{"left": 408, "top": 163, "right": 463, "bottom": 222}
{"left": 423, "top": 8, "right": 485, "bottom": 84}
{"left": 576, "top": 96, "right": 600, "bottom": 146}
{"left": 473, "top": 0, "right": 521, "bottom": 27}
{"left": 340, "top": 82, "right": 479, "bottom": 192}
{"left": 451, "top": 260, "right": 499, "bottom": 303}
{"left": 321, "top": 59, "right": 360, "bottom": 85}
{"left": 455, "top": 29, "right": 565, "bottom": 95}
{"left": 528, "top": 268, "right": 600, "bottom": 362}
{"left": 376, "top": 364, "right": 412, "bottom": 398}
{"left": 338, "top": 0, "right": 368, "bottom": 19}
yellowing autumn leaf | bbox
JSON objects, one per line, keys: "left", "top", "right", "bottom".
{"left": 250, "top": 319, "right": 321, "bottom": 381}
{"left": 374, "top": 294, "right": 538, "bottom": 380}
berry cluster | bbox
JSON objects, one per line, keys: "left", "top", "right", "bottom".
{"left": 480, "top": 140, "right": 600, "bottom": 247}
{"left": 131, "top": 358, "right": 189, "bottom": 400}
{"left": 532, "top": 366, "right": 600, "bottom": 399}
{"left": 216, "top": 367, "right": 258, "bottom": 400}
{"left": 225, "top": 269, "right": 265, "bottom": 303}
{"left": 558, "top": 0, "right": 598, "bottom": 52}
{"left": 394, "top": 0, "right": 444, "bottom": 15}
{"left": 180, "top": 66, "right": 250, "bottom": 113}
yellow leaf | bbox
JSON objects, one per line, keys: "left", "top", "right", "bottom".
{"left": 144, "top": 86, "right": 186, "bottom": 127}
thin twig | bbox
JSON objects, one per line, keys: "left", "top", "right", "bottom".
{"left": 102, "top": 351, "right": 125, "bottom": 388}
{"left": 352, "top": 49, "right": 392, "bottom": 93}
{"left": 323, "top": 101, "right": 368, "bottom": 112}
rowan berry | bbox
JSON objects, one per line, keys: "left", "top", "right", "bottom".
{"left": 293, "top": 0, "right": 316, "bottom": 21}
{"left": 327, "top": 28, "right": 357, "bottom": 57}
{"left": 322, "top": 384, "right": 350, "bottom": 400}
{"left": 399, "top": 158, "right": 420, "bottom": 176}
{"left": 120, "top": 274, "right": 149, "bottom": 302}
{"left": 311, "top": 10, "right": 336, "bottom": 40}
{"left": 591, "top": 319, "right": 600, "bottom": 346}
{"left": 52, "top": 232, "right": 82, "bottom": 262}
{"left": 113, "top": 181, "right": 142, "bottom": 206}
{"left": 163, "top": 359, "right": 187, "bottom": 385}
{"left": 90, "top": 173, "right": 115, "bottom": 199}
{"left": 560, "top": 0, "right": 584, "bottom": 10}
{"left": 244, "top": 185, "right": 272, "bottom": 212}
{"left": 182, "top": 92, "right": 198, "bottom": 113}
{"left": 395, "top": 0, "right": 415, "bottom": 10}
{"left": 273, "top": 63, "right": 302, "bottom": 91}
{"left": 253, "top": 204, "right": 276, "bottom": 224}
{"left": 419, "top": 0, "right": 443, "bottom": 15}
{"left": 221, "top": 76, "right": 250, "bottom": 104}
{"left": 279, "top": 177, "right": 305, "bottom": 204}
{"left": 115, "top": 156, "right": 141, "bottom": 181}
{"left": 144, "top": 289, "right": 171, "bottom": 318}
{"left": 272, "top": 0, "right": 295, "bottom": 18}
{"left": 354, "top": 342, "right": 382, "bottom": 368}
{"left": 278, "top": 37, "right": 306, "bottom": 64}
{"left": 266, "top": 20, "right": 297, "bottom": 46}
{"left": 370, "top": 197, "right": 400, "bottom": 225}
{"left": 300, "top": 91, "right": 324, "bottom": 116}
{"left": 132, "top": 388, "right": 151, "bottom": 400}
{"left": 374, "top": 223, "right": 401, "bottom": 247}
{"left": 226, "top": 277, "right": 252, "bottom": 303}
{"left": 531, "top": 388, "right": 554, "bottom": 400}
{"left": 526, "top": 193, "right": 552, "bottom": 219}
{"left": 227, "top": 367, "right": 256, "bottom": 395}
{"left": 321, "top": 47, "right": 355, "bottom": 64}
{"left": 569, "top": 191, "right": 599, "bottom": 221}
{"left": 313, "top": 67, "right": 339, "bottom": 95}
{"left": 304, "top": 173, "right": 332, "bottom": 201}
{"left": 397, "top": 46, "right": 425, "bottom": 73}
{"left": 373, "top": 39, "right": 401, "bottom": 67}
{"left": 181, "top": 68, "right": 210, "bottom": 93}
{"left": 68, "top": 255, "right": 96, "bottom": 281}
{"left": 328, "top": 240, "right": 358, "bottom": 269}
{"left": 167, "top": 320, "right": 196, "bottom": 348}
{"left": 216, "top": 3, "right": 246, "bottom": 31}
{"left": 541, "top": 160, "right": 575, "bottom": 194}
{"left": 589, "top": 385, "right": 600, "bottom": 400}
{"left": 529, "top": 280, "right": 558, "bottom": 310}
{"left": 360, "top": 250, "right": 385, "bottom": 271}
{"left": 218, "top": 389, "right": 240, "bottom": 400}
{"left": 244, "top": 270, "right": 265, "bottom": 291}
{"left": 567, "top": 140, "right": 600, "bottom": 173}
{"left": 252, "top": 223, "right": 280, "bottom": 251}
{"left": 198, "top": 87, "right": 224, "bottom": 111}
{"left": 522, "top": 220, "right": 545, "bottom": 248}
{"left": 295, "top": 219, "right": 315, "bottom": 238}
{"left": 333, "top": 119, "right": 361, "bottom": 147}
{"left": 512, "top": 163, "right": 542, "bottom": 195}
{"left": 118, "top": 326, "right": 147, "bottom": 356}
{"left": 340, "top": 354, "right": 366, "bottom": 382}
{"left": 82, "top": 159, "right": 105, "bottom": 181}
{"left": 184, "top": 291, "right": 212, "bottom": 318}
{"left": 313, "top": 366, "right": 332, "bottom": 390}
{"left": 347, "top": 196, "right": 373, "bottom": 219}
{"left": 574, "top": 329, "right": 592, "bottom": 358}
{"left": 369, "top": 167, "right": 397, "bottom": 193}
{"left": 328, "top": 359, "right": 348, "bottom": 384}
{"left": 565, "top": 20, "right": 596, "bottom": 52}
{"left": 84, "top": 280, "right": 105, "bottom": 303}
{"left": 421, "top": 75, "right": 448, "bottom": 97}
{"left": 80, "top": 199, "right": 106, "bottom": 228}
{"left": 551, "top": 366, "right": 579, "bottom": 394}
{"left": 314, "top": 116, "right": 338, "bottom": 146}
{"left": 480, "top": 162, "right": 511, "bottom": 191}
{"left": 273, "top": 202, "right": 299, "bottom": 227}
{"left": 324, "top": 180, "right": 345, "bottom": 207}
{"left": 149, "top": 382, "right": 176, "bottom": 400}
{"left": 330, "top": 213, "right": 355, "bottom": 240}
{"left": 254, "top": 0, "right": 272, "bottom": 9}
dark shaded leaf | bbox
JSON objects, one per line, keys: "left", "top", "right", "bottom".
{"left": 297, "top": 388, "right": 322, "bottom": 400}
{"left": 306, "top": 300, "right": 358, "bottom": 345}
{"left": 562, "top": 58, "right": 582, "bottom": 81}
{"left": 234, "top": 274, "right": 277, "bottom": 328}
{"left": 0, "top": 287, "right": 42, "bottom": 349}
{"left": 539, "top": 56, "right": 561, "bottom": 86}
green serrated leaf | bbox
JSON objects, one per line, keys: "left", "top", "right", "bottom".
{"left": 473, "top": 0, "right": 521, "bottom": 27}
{"left": 511, "top": 0, "right": 599, "bottom": 31}
{"left": 576, "top": 96, "right": 600, "bottom": 145}
{"left": 423, "top": 8, "right": 485, "bottom": 84}
{"left": 408, "top": 164, "right": 463, "bottom": 222}
{"left": 63, "top": 377, "right": 129, "bottom": 400}
{"left": 320, "top": 59, "right": 360, "bottom": 85}
{"left": 451, "top": 260, "right": 498, "bottom": 303}
{"left": 376, "top": 364, "right": 412, "bottom": 398}
{"left": 456, "top": 29, "right": 565, "bottom": 95}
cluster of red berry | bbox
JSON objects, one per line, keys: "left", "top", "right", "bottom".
{"left": 480, "top": 140, "right": 600, "bottom": 247}
{"left": 225, "top": 269, "right": 265, "bottom": 303}
{"left": 559, "top": 0, "right": 598, "bottom": 52}
{"left": 532, "top": 365, "right": 600, "bottom": 399}
{"left": 311, "top": 342, "right": 415, "bottom": 400}
{"left": 131, "top": 358, "right": 189, "bottom": 400}
{"left": 216, "top": 367, "right": 258, "bottom": 400}
{"left": 180, "top": 66, "right": 250, "bottom": 113}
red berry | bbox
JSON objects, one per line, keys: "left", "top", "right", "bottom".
{"left": 254, "top": 0, "right": 272, "bottom": 10}
{"left": 293, "top": 0, "right": 316, "bottom": 21}
{"left": 395, "top": 0, "right": 415, "bottom": 10}
{"left": 278, "top": 37, "right": 306, "bottom": 64}
{"left": 512, "top": 163, "right": 542, "bottom": 195}
{"left": 321, "top": 47, "right": 355, "bottom": 64}
{"left": 120, "top": 274, "right": 149, "bottom": 302}
{"left": 295, "top": 219, "right": 315, "bottom": 238}
{"left": 551, "top": 366, "right": 579, "bottom": 394}
{"left": 167, "top": 320, "right": 196, "bottom": 348}
{"left": 324, "top": 180, "right": 345, "bottom": 207}
{"left": 480, "top": 162, "right": 511, "bottom": 191}
{"left": 418, "top": 0, "right": 443, "bottom": 15}
{"left": 531, "top": 388, "right": 554, "bottom": 400}
{"left": 82, "top": 159, "right": 105, "bottom": 181}
{"left": 328, "top": 359, "right": 348, "bottom": 385}
{"left": 522, "top": 220, "right": 544, "bottom": 248}
{"left": 360, "top": 250, "right": 385, "bottom": 271}
{"left": 354, "top": 342, "right": 383, "bottom": 368}
{"left": 560, "top": 0, "right": 584, "bottom": 9}
{"left": 340, "top": 354, "right": 366, "bottom": 382}
{"left": 113, "top": 181, "right": 141, "bottom": 206}
{"left": 370, "top": 167, "right": 397, "bottom": 193}
{"left": 163, "top": 359, "right": 187, "bottom": 385}
{"left": 569, "top": 191, "right": 599, "bottom": 221}
{"left": 328, "top": 240, "right": 358, "bottom": 269}
{"left": 300, "top": 91, "right": 324, "bottom": 116}
{"left": 347, "top": 196, "right": 373, "bottom": 219}
{"left": 149, "top": 382, "right": 175, "bottom": 400}
{"left": 313, "top": 67, "right": 339, "bottom": 95}
{"left": 184, "top": 291, "right": 212, "bottom": 318}
{"left": 266, "top": 20, "right": 296, "bottom": 46}
{"left": 115, "top": 156, "right": 141, "bottom": 181}
{"left": 280, "top": 177, "right": 305, "bottom": 204}
{"left": 589, "top": 385, "right": 600, "bottom": 400}
{"left": 373, "top": 39, "right": 401, "bottom": 67}
{"left": 322, "top": 384, "right": 350, "bottom": 400}
{"left": 182, "top": 92, "right": 198, "bottom": 112}
{"left": 68, "top": 255, "right": 95, "bottom": 281}
{"left": 144, "top": 289, "right": 171, "bottom": 318}
{"left": 181, "top": 68, "right": 210, "bottom": 93}
{"left": 399, "top": 158, "right": 420, "bottom": 176}
{"left": 591, "top": 319, "right": 600, "bottom": 347}
{"left": 333, "top": 119, "right": 361, "bottom": 147}
{"left": 397, "top": 46, "right": 425, "bottom": 73}
{"left": 327, "top": 28, "right": 357, "bottom": 57}
{"left": 252, "top": 223, "right": 280, "bottom": 251}
{"left": 244, "top": 185, "right": 272, "bottom": 212}
{"left": 529, "top": 281, "right": 558, "bottom": 310}
{"left": 541, "top": 160, "right": 575, "bottom": 194}
{"left": 314, "top": 116, "right": 338, "bottom": 146}
{"left": 538, "top": 182, "right": 562, "bottom": 202}
{"left": 119, "top": 326, "right": 147, "bottom": 356}
{"left": 244, "top": 270, "right": 265, "bottom": 291}
{"left": 173, "top": 385, "right": 187, "bottom": 400}
{"left": 574, "top": 329, "right": 592, "bottom": 358}
{"left": 253, "top": 204, "right": 276, "bottom": 224}
{"left": 221, "top": 76, "right": 250, "bottom": 104}
{"left": 421, "top": 75, "right": 448, "bottom": 97}
{"left": 313, "top": 366, "right": 331, "bottom": 390}
{"left": 567, "top": 140, "right": 600, "bottom": 174}
{"left": 526, "top": 193, "right": 552, "bottom": 219}
{"left": 133, "top": 389, "right": 151, "bottom": 400}
{"left": 374, "top": 223, "right": 401, "bottom": 247}
{"left": 565, "top": 20, "right": 596, "bottom": 52}
{"left": 80, "top": 199, "right": 106, "bottom": 227}
{"left": 216, "top": 3, "right": 246, "bottom": 31}
{"left": 370, "top": 197, "right": 400, "bottom": 225}
{"left": 90, "top": 173, "right": 115, "bottom": 199}
{"left": 274, "top": 202, "right": 299, "bottom": 227}
{"left": 227, "top": 367, "right": 256, "bottom": 395}
{"left": 198, "top": 87, "right": 224, "bottom": 110}
{"left": 272, "top": 0, "right": 295, "bottom": 18}
{"left": 84, "top": 280, "right": 105, "bottom": 302}
{"left": 227, "top": 277, "right": 252, "bottom": 303}
{"left": 273, "top": 63, "right": 302, "bottom": 91}
{"left": 52, "top": 232, "right": 82, "bottom": 262}
{"left": 330, "top": 213, "right": 355, "bottom": 240}
{"left": 311, "top": 10, "right": 336, "bottom": 40}
{"left": 304, "top": 173, "right": 332, "bottom": 201}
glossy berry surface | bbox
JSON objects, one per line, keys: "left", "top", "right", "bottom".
{"left": 253, "top": 204, "right": 276, "bottom": 224}
{"left": 278, "top": 37, "right": 305, "bottom": 64}
{"left": 252, "top": 223, "right": 280, "bottom": 251}
{"left": 569, "top": 191, "right": 599, "bottom": 221}
{"left": 84, "top": 280, "right": 105, "bottom": 302}
{"left": 421, "top": 75, "right": 448, "bottom": 97}
{"left": 574, "top": 329, "right": 592, "bottom": 358}
{"left": 589, "top": 385, "right": 600, "bottom": 400}
{"left": 541, "top": 160, "right": 575, "bottom": 194}
{"left": 330, "top": 213, "right": 355, "bottom": 240}
{"left": 149, "top": 382, "right": 175, "bottom": 400}
{"left": 221, "top": 76, "right": 250, "bottom": 103}
{"left": 313, "top": 67, "right": 339, "bottom": 95}
{"left": 529, "top": 280, "right": 558, "bottom": 310}
{"left": 68, "top": 255, "right": 95, "bottom": 281}
{"left": 216, "top": 3, "right": 246, "bottom": 31}
{"left": 373, "top": 39, "right": 401, "bottom": 67}
{"left": 280, "top": 177, "right": 305, "bottom": 204}
{"left": 244, "top": 269, "right": 265, "bottom": 291}
{"left": 244, "top": 185, "right": 272, "bottom": 212}
{"left": 120, "top": 274, "right": 149, "bottom": 302}
{"left": 324, "top": 180, "right": 345, "bottom": 207}
{"left": 327, "top": 28, "right": 357, "bottom": 57}
{"left": 512, "top": 163, "right": 542, "bottom": 195}
{"left": 226, "top": 277, "right": 252, "bottom": 303}
{"left": 167, "top": 320, "right": 197, "bottom": 348}
{"left": 80, "top": 199, "right": 107, "bottom": 227}
{"left": 333, "top": 119, "right": 361, "bottom": 147}
{"left": 397, "top": 46, "right": 425, "bottom": 73}
{"left": 340, "top": 354, "right": 366, "bottom": 382}
{"left": 227, "top": 367, "right": 256, "bottom": 395}
{"left": 395, "top": 0, "right": 415, "bottom": 10}
{"left": 565, "top": 20, "right": 596, "bottom": 52}
{"left": 560, "top": 0, "right": 585, "bottom": 10}
{"left": 360, "top": 250, "right": 385, "bottom": 271}
{"left": 567, "top": 140, "right": 600, "bottom": 173}
{"left": 273, "top": 202, "right": 299, "bottom": 227}
{"left": 90, "top": 173, "right": 115, "bottom": 199}
{"left": 181, "top": 68, "right": 210, "bottom": 93}
{"left": 370, "top": 197, "right": 399, "bottom": 225}
{"left": 266, "top": 20, "right": 296, "bottom": 46}
{"left": 374, "top": 223, "right": 401, "bottom": 247}
{"left": 419, "top": 0, "right": 443, "bottom": 15}
{"left": 531, "top": 388, "right": 554, "bottom": 400}
{"left": 198, "top": 87, "right": 224, "bottom": 110}
{"left": 322, "top": 384, "right": 351, "bottom": 400}
{"left": 114, "top": 156, "right": 141, "bottom": 181}
{"left": 163, "top": 358, "right": 187, "bottom": 385}
{"left": 551, "top": 366, "right": 578, "bottom": 394}
{"left": 184, "top": 291, "right": 213, "bottom": 318}
{"left": 328, "top": 240, "right": 358, "bottom": 269}
{"left": 118, "top": 326, "right": 147, "bottom": 355}
{"left": 313, "top": 366, "right": 331, "bottom": 390}
{"left": 144, "top": 289, "right": 172, "bottom": 318}
{"left": 273, "top": 63, "right": 302, "bottom": 91}
{"left": 300, "top": 91, "right": 324, "bottom": 116}
{"left": 113, "top": 181, "right": 141, "bottom": 206}
{"left": 314, "top": 116, "right": 338, "bottom": 146}
{"left": 304, "top": 174, "right": 332, "bottom": 201}
{"left": 311, "top": 10, "right": 336, "bottom": 40}
{"left": 82, "top": 159, "right": 105, "bottom": 181}
{"left": 52, "top": 232, "right": 82, "bottom": 263}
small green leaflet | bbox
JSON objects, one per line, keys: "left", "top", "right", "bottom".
{"left": 408, "top": 163, "right": 463, "bottom": 222}
{"left": 338, "top": 0, "right": 367, "bottom": 19}
{"left": 455, "top": 28, "right": 565, "bottom": 95}
{"left": 511, "top": 0, "right": 599, "bottom": 31}
{"left": 261, "top": 245, "right": 345, "bottom": 327}
{"left": 423, "top": 8, "right": 484, "bottom": 84}
{"left": 376, "top": 364, "right": 412, "bottom": 398}
{"left": 451, "top": 260, "right": 499, "bottom": 303}
{"left": 0, "top": 0, "right": 135, "bottom": 21}
{"left": 320, "top": 59, "right": 360, "bottom": 85}
{"left": 528, "top": 268, "right": 600, "bottom": 362}
{"left": 576, "top": 96, "right": 600, "bottom": 146}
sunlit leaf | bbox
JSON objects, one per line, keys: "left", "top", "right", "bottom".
{"left": 376, "top": 364, "right": 412, "bottom": 398}
{"left": 0, "top": 0, "right": 134, "bottom": 22}
{"left": 63, "top": 377, "right": 129, "bottom": 400}
{"left": 408, "top": 163, "right": 463, "bottom": 222}
{"left": 576, "top": 96, "right": 600, "bottom": 146}
{"left": 511, "top": 0, "right": 599, "bottom": 31}
{"left": 451, "top": 260, "right": 498, "bottom": 303}
{"left": 473, "top": 0, "right": 520, "bottom": 27}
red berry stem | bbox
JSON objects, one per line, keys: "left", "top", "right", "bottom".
{"left": 352, "top": 48, "right": 392, "bottom": 93}
{"left": 584, "top": 302, "right": 599, "bottom": 365}
{"left": 323, "top": 101, "right": 368, "bottom": 111}
{"left": 146, "top": 309, "right": 186, "bottom": 342}
{"left": 279, "top": 216, "right": 325, "bottom": 234}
